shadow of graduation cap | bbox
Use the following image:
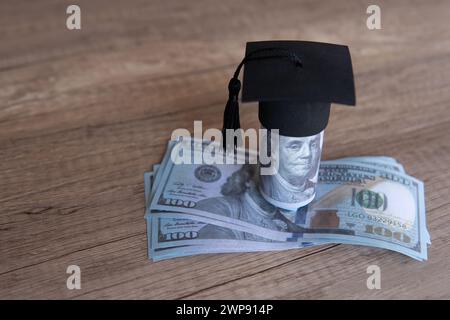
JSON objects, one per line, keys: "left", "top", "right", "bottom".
{"left": 222, "top": 40, "right": 356, "bottom": 149}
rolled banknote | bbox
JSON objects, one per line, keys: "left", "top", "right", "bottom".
{"left": 259, "top": 130, "right": 324, "bottom": 210}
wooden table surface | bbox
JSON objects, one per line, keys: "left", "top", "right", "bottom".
{"left": 1, "top": 0, "right": 449, "bottom": 299}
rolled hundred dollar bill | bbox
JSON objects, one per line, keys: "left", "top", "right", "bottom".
{"left": 259, "top": 130, "right": 324, "bottom": 210}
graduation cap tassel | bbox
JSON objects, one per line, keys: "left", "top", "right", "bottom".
{"left": 222, "top": 77, "right": 242, "bottom": 151}
{"left": 222, "top": 47, "right": 303, "bottom": 151}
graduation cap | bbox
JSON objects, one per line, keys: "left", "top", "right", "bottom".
{"left": 222, "top": 40, "right": 356, "bottom": 149}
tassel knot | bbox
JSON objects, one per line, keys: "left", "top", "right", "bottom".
{"left": 228, "top": 77, "right": 241, "bottom": 98}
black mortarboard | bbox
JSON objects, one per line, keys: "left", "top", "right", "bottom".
{"left": 222, "top": 40, "right": 356, "bottom": 148}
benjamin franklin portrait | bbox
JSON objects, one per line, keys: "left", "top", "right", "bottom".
{"left": 260, "top": 130, "right": 323, "bottom": 208}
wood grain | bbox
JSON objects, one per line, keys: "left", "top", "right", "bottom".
{"left": 1, "top": 0, "right": 449, "bottom": 299}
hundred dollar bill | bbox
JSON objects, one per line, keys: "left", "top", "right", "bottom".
{"left": 147, "top": 171, "right": 282, "bottom": 247}
{"left": 145, "top": 172, "right": 317, "bottom": 261}
{"left": 150, "top": 140, "right": 428, "bottom": 260}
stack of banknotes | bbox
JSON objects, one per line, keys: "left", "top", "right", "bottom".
{"left": 144, "top": 140, "right": 430, "bottom": 261}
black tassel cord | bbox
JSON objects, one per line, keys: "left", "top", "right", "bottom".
{"left": 222, "top": 47, "right": 303, "bottom": 150}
